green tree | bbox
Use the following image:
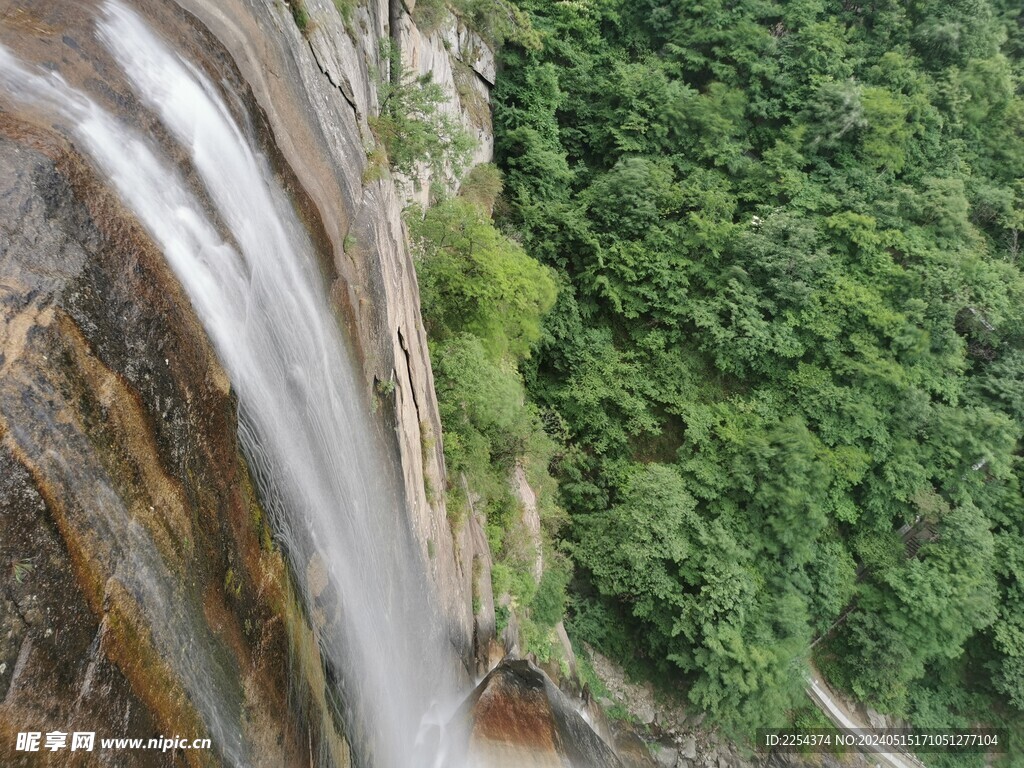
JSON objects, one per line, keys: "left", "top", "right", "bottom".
{"left": 494, "top": 0, "right": 1024, "bottom": 737}
{"left": 372, "top": 42, "right": 475, "bottom": 178}
{"left": 411, "top": 197, "right": 556, "bottom": 358}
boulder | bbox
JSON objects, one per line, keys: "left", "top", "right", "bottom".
{"left": 461, "top": 658, "right": 624, "bottom": 767}
{"left": 656, "top": 745, "right": 680, "bottom": 767}
{"left": 681, "top": 736, "right": 698, "bottom": 760}
{"left": 613, "top": 724, "right": 658, "bottom": 767}
{"left": 636, "top": 700, "right": 657, "bottom": 725}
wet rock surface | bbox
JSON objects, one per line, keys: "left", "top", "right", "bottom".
{"left": 0, "top": 126, "right": 212, "bottom": 766}
{"left": 0, "top": 117, "right": 345, "bottom": 766}
{"left": 0, "top": 0, "right": 500, "bottom": 763}
{"left": 462, "top": 658, "right": 624, "bottom": 768}
{"left": 0, "top": 439, "right": 166, "bottom": 768}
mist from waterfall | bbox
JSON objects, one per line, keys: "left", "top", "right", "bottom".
{"left": 0, "top": 3, "right": 468, "bottom": 765}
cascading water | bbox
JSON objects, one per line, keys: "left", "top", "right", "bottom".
{"left": 0, "top": 3, "right": 469, "bottom": 765}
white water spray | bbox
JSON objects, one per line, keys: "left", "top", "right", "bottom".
{"left": 0, "top": 4, "right": 469, "bottom": 765}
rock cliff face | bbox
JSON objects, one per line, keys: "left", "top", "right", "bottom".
{"left": 171, "top": 0, "right": 496, "bottom": 661}
{"left": 0, "top": 122, "right": 348, "bottom": 766}
{"left": 0, "top": 0, "right": 494, "bottom": 764}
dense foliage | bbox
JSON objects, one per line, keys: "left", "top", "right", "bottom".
{"left": 490, "top": 0, "right": 1024, "bottom": 749}
{"left": 415, "top": 0, "right": 540, "bottom": 48}
{"left": 409, "top": 182, "right": 572, "bottom": 654}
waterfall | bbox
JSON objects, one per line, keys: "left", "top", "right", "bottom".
{"left": 0, "top": 3, "right": 468, "bottom": 765}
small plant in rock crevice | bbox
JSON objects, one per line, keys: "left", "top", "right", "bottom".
{"left": 289, "top": 0, "right": 311, "bottom": 33}
{"left": 11, "top": 558, "right": 35, "bottom": 584}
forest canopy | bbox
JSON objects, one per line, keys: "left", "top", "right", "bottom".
{"left": 483, "top": 0, "right": 1024, "bottom": 750}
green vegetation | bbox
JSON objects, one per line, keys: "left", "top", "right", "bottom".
{"left": 11, "top": 558, "right": 34, "bottom": 584}
{"left": 410, "top": 172, "right": 571, "bottom": 656}
{"left": 332, "top": 0, "right": 355, "bottom": 24}
{"left": 450, "top": 0, "right": 539, "bottom": 49}
{"left": 371, "top": 41, "right": 475, "bottom": 181}
{"left": 487, "top": 0, "right": 1024, "bottom": 753}
{"left": 289, "top": 0, "right": 353, "bottom": 35}
{"left": 412, "top": 0, "right": 449, "bottom": 33}
{"left": 375, "top": 376, "right": 395, "bottom": 398}
{"left": 289, "top": 0, "right": 310, "bottom": 33}
{"left": 413, "top": 0, "right": 540, "bottom": 48}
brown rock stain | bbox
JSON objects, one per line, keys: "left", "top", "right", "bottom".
{"left": 0, "top": 105, "right": 349, "bottom": 765}
{"left": 473, "top": 684, "right": 559, "bottom": 751}
{"left": 56, "top": 312, "right": 196, "bottom": 568}
{"left": 101, "top": 579, "right": 213, "bottom": 768}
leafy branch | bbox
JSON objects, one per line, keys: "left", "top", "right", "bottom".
{"left": 11, "top": 558, "right": 35, "bottom": 584}
{"left": 370, "top": 40, "right": 475, "bottom": 182}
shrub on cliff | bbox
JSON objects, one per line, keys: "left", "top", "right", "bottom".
{"left": 371, "top": 42, "right": 476, "bottom": 180}
{"left": 411, "top": 196, "right": 556, "bottom": 359}
{"left": 411, "top": 186, "right": 568, "bottom": 658}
